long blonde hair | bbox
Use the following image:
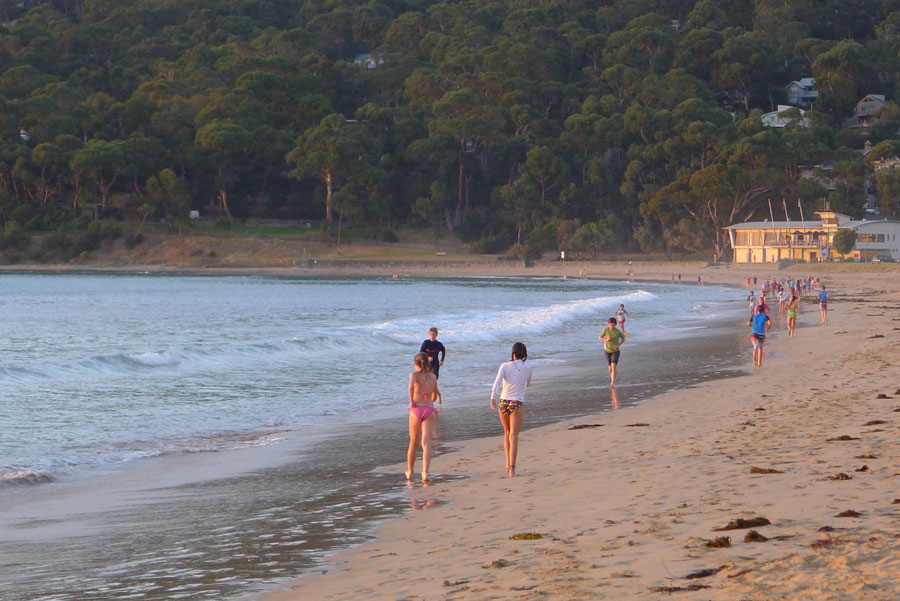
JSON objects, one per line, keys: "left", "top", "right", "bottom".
{"left": 414, "top": 352, "right": 431, "bottom": 372}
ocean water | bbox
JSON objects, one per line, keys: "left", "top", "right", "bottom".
{"left": 0, "top": 273, "right": 747, "bottom": 601}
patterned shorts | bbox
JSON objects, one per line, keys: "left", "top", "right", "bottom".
{"left": 498, "top": 400, "right": 523, "bottom": 415}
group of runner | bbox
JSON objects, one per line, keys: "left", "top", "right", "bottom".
{"left": 747, "top": 275, "right": 830, "bottom": 366}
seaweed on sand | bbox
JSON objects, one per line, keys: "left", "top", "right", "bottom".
{"left": 703, "top": 536, "right": 731, "bottom": 548}
{"left": 509, "top": 532, "right": 543, "bottom": 540}
{"left": 713, "top": 517, "right": 771, "bottom": 531}
{"left": 744, "top": 530, "right": 768, "bottom": 543}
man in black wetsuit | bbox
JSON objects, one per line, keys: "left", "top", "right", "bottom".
{"left": 420, "top": 327, "right": 446, "bottom": 379}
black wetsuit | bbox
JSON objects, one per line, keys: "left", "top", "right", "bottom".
{"left": 420, "top": 339, "right": 446, "bottom": 379}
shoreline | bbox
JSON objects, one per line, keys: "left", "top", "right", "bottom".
{"left": 260, "top": 269, "right": 900, "bottom": 601}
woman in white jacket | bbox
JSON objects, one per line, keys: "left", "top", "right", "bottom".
{"left": 490, "top": 342, "right": 532, "bottom": 477}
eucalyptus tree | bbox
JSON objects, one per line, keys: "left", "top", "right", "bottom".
{"left": 286, "top": 113, "right": 363, "bottom": 223}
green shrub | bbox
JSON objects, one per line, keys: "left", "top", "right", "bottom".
{"left": 40, "top": 229, "right": 72, "bottom": 259}
{"left": 101, "top": 224, "right": 122, "bottom": 239}
{"left": 380, "top": 228, "right": 399, "bottom": 243}
{"left": 8, "top": 204, "right": 37, "bottom": 226}
{"left": 72, "top": 229, "right": 101, "bottom": 254}
{"left": 124, "top": 232, "right": 144, "bottom": 249}
{"left": 471, "top": 235, "right": 507, "bottom": 254}
{"left": 214, "top": 217, "right": 232, "bottom": 230}
{"left": 1, "top": 225, "right": 32, "bottom": 252}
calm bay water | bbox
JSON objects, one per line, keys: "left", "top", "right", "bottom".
{"left": 0, "top": 273, "right": 747, "bottom": 601}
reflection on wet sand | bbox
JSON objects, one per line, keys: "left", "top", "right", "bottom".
{"left": 409, "top": 498, "right": 447, "bottom": 511}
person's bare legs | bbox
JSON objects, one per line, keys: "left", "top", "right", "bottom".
{"left": 498, "top": 410, "right": 512, "bottom": 472}
{"left": 507, "top": 409, "right": 523, "bottom": 477}
{"left": 420, "top": 415, "right": 435, "bottom": 483}
{"left": 609, "top": 361, "right": 617, "bottom": 386}
{"left": 406, "top": 413, "right": 421, "bottom": 481}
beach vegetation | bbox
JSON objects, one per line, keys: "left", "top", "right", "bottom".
{"left": 0, "top": 0, "right": 898, "bottom": 263}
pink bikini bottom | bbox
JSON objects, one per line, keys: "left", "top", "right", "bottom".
{"left": 408, "top": 404, "right": 436, "bottom": 421}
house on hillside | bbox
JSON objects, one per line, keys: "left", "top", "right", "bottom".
{"left": 846, "top": 94, "right": 887, "bottom": 130}
{"left": 725, "top": 210, "right": 900, "bottom": 263}
{"left": 786, "top": 78, "right": 818, "bottom": 109}
{"left": 761, "top": 105, "right": 810, "bottom": 128}
{"left": 353, "top": 53, "right": 383, "bottom": 69}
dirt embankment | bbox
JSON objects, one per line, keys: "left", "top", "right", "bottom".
{"left": 3, "top": 231, "right": 899, "bottom": 280}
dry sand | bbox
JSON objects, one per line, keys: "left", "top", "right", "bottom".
{"left": 257, "top": 266, "right": 900, "bottom": 601}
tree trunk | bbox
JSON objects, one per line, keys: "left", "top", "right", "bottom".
{"left": 325, "top": 169, "right": 334, "bottom": 223}
{"left": 219, "top": 189, "right": 232, "bottom": 218}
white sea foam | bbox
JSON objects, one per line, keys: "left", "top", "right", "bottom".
{"left": 376, "top": 290, "right": 656, "bottom": 343}
{"left": 0, "top": 470, "right": 53, "bottom": 485}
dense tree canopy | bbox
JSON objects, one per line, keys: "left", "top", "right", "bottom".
{"left": 2, "top": 0, "right": 900, "bottom": 260}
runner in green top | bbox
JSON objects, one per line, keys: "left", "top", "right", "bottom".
{"left": 599, "top": 317, "right": 626, "bottom": 386}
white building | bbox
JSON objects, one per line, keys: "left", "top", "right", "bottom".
{"left": 854, "top": 220, "right": 900, "bottom": 261}
{"left": 725, "top": 211, "right": 900, "bottom": 263}
{"left": 761, "top": 105, "right": 811, "bottom": 129}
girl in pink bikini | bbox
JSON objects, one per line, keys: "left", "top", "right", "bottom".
{"left": 407, "top": 352, "right": 442, "bottom": 484}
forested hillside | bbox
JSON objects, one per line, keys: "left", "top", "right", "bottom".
{"left": 2, "top": 0, "right": 900, "bottom": 261}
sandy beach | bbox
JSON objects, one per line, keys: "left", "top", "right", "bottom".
{"left": 257, "top": 265, "right": 900, "bottom": 601}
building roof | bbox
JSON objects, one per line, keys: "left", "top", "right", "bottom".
{"left": 726, "top": 218, "right": 900, "bottom": 230}
{"left": 725, "top": 220, "right": 824, "bottom": 230}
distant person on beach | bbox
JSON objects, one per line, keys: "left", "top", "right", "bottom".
{"left": 615, "top": 304, "right": 629, "bottom": 333}
{"left": 599, "top": 317, "right": 625, "bottom": 386}
{"left": 747, "top": 305, "right": 772, "bottom": 367}
{"left": 407, "top": 352, "right": 441, "bottom": 484}
{"left": 786, "top": 292, "right": 799, "bottom": 337}
{"left": 698, "top": 274, "right": 703, "bottom": 285}
{"left": 420, "top": 327, "right": 446, "bottom": 379}
{"left": 818, "top": 286, "right": 829, "bottom": 324}
{"left": 490, "top": 342, "right": 532, "bottom": 477}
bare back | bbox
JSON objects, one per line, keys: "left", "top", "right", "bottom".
{"left": 409, "top": 370, "right": 438, "bottom": 405}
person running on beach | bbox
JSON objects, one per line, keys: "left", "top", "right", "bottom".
{"left": 406, "top": 352, "right": 441, "bottom": 484}
{"left": 420, "top": 327, "right": 446, "bottom": 379}
{"left": 756, "top": 293, "right": 769, "bottom": 315}
{"left": 818, "top": 286, "right": 829, "bottom": 324}
{"left": 615, "top": 304, "right": 629, "bottom": 333}
{"left": 490, "top": 342, "right": 532, "bottom": 477}
{"left": 599, "top": 317, "right": 625, "bottom": 386}
{"left": 747, "top": 290, "right": 756, "bottom": 316}
{"left": 779, "top": 286, "right": 789, "bottom": 314}
{"left": 786, "top": 292, "right": 799, "bottom": 337}
{"left": 747, "top": 305, "right": 772, "bottom": 367}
